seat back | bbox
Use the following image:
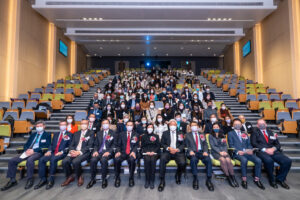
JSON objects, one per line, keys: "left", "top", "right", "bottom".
{"left": 286, "top": 102, "right": 298, "bottom": 109}
{"left": 41, "top": 94, "right": 54, "bottom": 101}
{"left": 26, "top": 100, "right": 38, "bottom": 109}
{"left": 281, "top": 94, "right": 292, "bottom": 100}
{"left": 277, "top": 111, "right": 292, "bottom": 121}
{"left": 257, "top": 94, "right": 269, "bottom": 101}
{"left": 74, "top": 111, "right": 87, "bottom": 122}
{"left": 3, "top": 111, "right": 19, "bottom": 120}
{"left": 18, "top": 94, "right": 29, "bottom": 100}
{"left": 45, "top": 88, "right": 54, "bottom": 93}
{"left": 11, "top": 101, "right": 25, "bottom": 109}
{"left": 0, "top": 124, "right": 11, "bottom": 137}
{"left": 269, "top": 94, "right": 280, "bottom": 101}
{"left": 55, "top": 88, "right": 65, "bottom": 94}
{"left": 259, "top": 101, "right": 271, "bottom": 109}
{"left": 54, "top": 94, "right": 65, "bottom": 100}
{"left": 30, "top": 93, "right": 41, "bottom": 100}
{"left": 272, "top": 101, "right": 285, "bottom": 110}
{"left": 292, "top": 111, "right": 300, "bottom": 121}
{"left": 246, "top": 94, "right": 256, "bottom": 101}
{"left": 34, "top": 88, "right": 44, "bottom": 93}
{"left": 0, "top": 102, "right": 11, "bottom": 110}
{"left": 19, "top": 111, "right": 35, "bottom": 121}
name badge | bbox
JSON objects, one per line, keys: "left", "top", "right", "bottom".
{"left": 270, "top": 136, "right": 276, "bottom": 140}
{"left": 41, "top": 139, "right": 46, "bottom": 143}
{"left": 93, "top": 127, "right": 96, "bottom": 130}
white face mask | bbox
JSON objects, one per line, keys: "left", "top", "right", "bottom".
{"left": 102, "top": 124, "right": 109, "bottom": 130}
{"left": 170, "top": 126, "right": 177, "bottom": 131}
{"left": 127, "top": 126, "right": 133, "bottom": 132}
{"left": 36, "top": 127, "right": 44, "bottom": 132}
{"left": 150, "top": 105, "right": 155, "bottom": 109}
{"left": 60, "top": 126, "right": 66, "bottom": 131}
{"left": 147, "top": 128, "right": 153, "bottom": 134}
{"left": 67, "top": 119, "right": 73, "bottom": 123}
{"left": 81, "top": 124, "right": 88, "bottom": 130}
{"left": 226, "top": 119, "right": 231, "bottom": 124}
{"left": 107, "top": 106, "right": 111, "bottom": 110}
{"left": 89, "top": 118, "right": 95, "bottom": 122}
{"left": 142, "top": 120, "right": 147, "bottom": 124}
{"left": 121, "top": 104, "right": 126, "bottom": 109}
{"left": 221, "top": 106, "right": 226, "bottom": 110}
{"left": 124, "top": 118, "right": 129, "bottom": 123}
{"left": 157, "top": 118, "right": 163, "bottom": 123}
{"left": 211, "top": 118, "right": 217, "bottom": 123}
{"left": 191, "top": 126, "right": 198, "bottom": 132}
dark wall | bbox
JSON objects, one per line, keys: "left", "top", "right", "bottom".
{"left": 87, "top": 56, "right": 222, "bottom": 75}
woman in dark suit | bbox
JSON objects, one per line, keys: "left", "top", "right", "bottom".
{"left": 141, "top": 124, "right": 160, "bottom": 189}
{"left": 209, "top": 123, "right": 238, "bottom": 187}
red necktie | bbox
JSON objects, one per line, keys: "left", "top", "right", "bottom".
{"left": 54, "top": 132, "right": 63, "bottom": 154}
{"left": 263, "top": 130, "right": 269, "bottom": 143}
{"left": 126, "top": 132, "right": 131, "bottom": 154}
{"left": 195, "top": 133, "right": 199, "bottom": 152}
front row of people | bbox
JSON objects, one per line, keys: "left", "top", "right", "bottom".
{"left": 1, "top": 118, "right": 292, "bottom": 192}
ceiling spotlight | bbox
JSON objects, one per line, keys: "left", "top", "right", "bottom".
{"left": 94, "top": 54, "right": 97, "bottom": 56}
{"left": 127, "top": 46, "right": 130, "bottom": 50}
{"left": 214, "top": 54, "right": 216, "bottom": 56}
{"left": 228, "top": 18, "right": 232, "bottom": 21}
{"left": 99, "top": 18, "right": 103, "bottom": 20}
{"left": 190, "top": 53, "right": 193, "bottom": 56}
{"left": 208, "top": 47, "right": 211, "bottom": 50}
{"left": 99, "top": 47, "right": 103, "bottom": 50}
{"left": 223, "top": 18, "right": 227, "bottom": 20}
{"left": 96, "top": 40, "right": 100, "bottom": 42}
{"left": 153, "top": 47, "right": 157, "bottom": 50}
{"left": 180, "top": 47, "right": 184, "bottom": 50}
{"left": 207, "top": 18, "right": 211, "bottom": 21}
{"left": 141, "top": 53, "right": 145, "bottom": 56}
{"left": 88, "top": 17, "right": 92, "bottom": 20}
{"left": 118, "top": 53, "right": 121, "bottom": 56}
{"left": 211, "top": 40, "right": 214, "bottom": 42}
{"left": 212, "top": 18, "right": 216, "bottom": 21}
{"left": 166, "top": 53, "right": 169, "bottom": 56}
{"left": 217, "top": 18, "right": 221, "bottom": 21}
{"left": 82, "top": 17, "right": 87, "bottom": 21}
{"left": 94, "top": 18, "right": 98, "bottom": 20}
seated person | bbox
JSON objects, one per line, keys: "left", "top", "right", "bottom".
{"left": 88, "top": 102, "right": 102, "bottom": 121}
{"left": 239, "top": 115, "right": 254, "bottom": 134}
{"left": 222, "top": 116, "right": 233, "bottom": 135}
{"left": 217, "top": 103, "right": 233, "bottom": 121}
{"left": 203, "top": 101, "right": 217, "bottom": 121}
{"left": 203, "top": 114, "right": 222, "bottom": 134}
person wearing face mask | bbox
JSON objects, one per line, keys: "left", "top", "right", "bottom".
{"left": 114, "top": 121, "right": 139, "bottom": 188}
{"left": 209, "top": 123, "right": 238, "bottom": 188}
{"left": 222, "top": 116, "right": 233, "bottom": 135}
{"left": 238, "top": 115, "right": 254, "bottom": 134}
{"left": 87, "top": 114, "right": 101, "bottom": 133}
{"left": 141, "top": 124, "right": 160, "bottom": 189}
{"left": 159, "top": 88, "right": 168, "bottom": 101}
{"left": 203, "top": 100, "right": 217, "bottom": 121}
{"left": 117, "top": 114, "right": 130, "bottom": 133}
{"left": 161, "top": 102, "right": 174, "bottom": 122}
{"left": 127, "top": 93, "right": 140, "bottom": 109}
{"left": 158, "top": 120, "right": 186, "bottom": 192}
{"left": 176, "top": 103, "right": 191, "bottom": 122}
{"left": 132, "top": 102, "right": 145, "bottom": 124}
{"left": 149, "top": 88, "right": 158, "bottom": 101}
{"left": 101, "top": 94, "right": 115, "bottom": 108}
{"left": 146, "top": 101, "right": 158, "bottom": 123}
{"left": 34, "top": 121, "right": 73, "bottom": 190}
{"left": 116, "top": 102, "right": 130, "bottom": 121}
{"left": 87, "top": 120, "right": 117, "bottom": 189}
{"left": 228, "top": 119, "right": 265, "bottom": 190}
{"left": 185, "top": 122, "right": 214, "bottom": 191}
{"left": 193, "top": 84, "right": 204, "bottom": 102}
{"left": 115, "top": 93, "right": 127, "bottom": 109}
{"left": 89, "top": 93, "right": 100, "bottom": 110}
{"left": 102, "top": 103, "right": 116, "bottom": 120}
{"left": 66, "top": 115, "right": 78, "bottom": 134}
{"left": 202, "top": 95, "right": 216, "bottom": 109}
{"left": 181, "top": 86, "right": 192, "bottom": 100}
{"left": 136, "top": 117, "right": 148, "bottom": 137}
{"left": 88, "top": 102, "right": 102, "bottom": 121}
{"left": 251, "top": 119, "right": 292, "bottom": 189}
{"left": 61, "top": 120, "right": 95, "bottom": 187}
{"left": 1, "top": 121, "right": 51, "bottom": 191}
{"left": 174, "top": 113, "right": 188, "bottom": 135}
{"left": 218, "top": 103, "right": 233, "bottom": 122}
{"left": 191, "top": 104, "right": 203, "bottom": 124}
{"left": 191, "top": 94, "right": 204, "bottom": 110}
{"left": 203, "top": 114, "right": 221, "bottom": 134}
{"left": 203, "top": 86, "right": 215, "bottom": 101}
{"left": 140, "top": 93, "right": 150, "bottom": 110}
{"left": 154, "top": 114, "right": 168, "bottom": 140}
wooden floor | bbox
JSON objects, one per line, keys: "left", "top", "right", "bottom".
{"left": 0, "top": 173, "right": 300, "bottom": 200}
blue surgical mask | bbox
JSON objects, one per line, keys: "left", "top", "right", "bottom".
{"left": 213, "top": 129, "right": 220, "bottom": 133}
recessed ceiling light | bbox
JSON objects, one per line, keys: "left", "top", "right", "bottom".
{"left": 127, "top": 46, "right": 130, "bottom": 50}
{"left": 211, "top": 40, "right": 214, "bottom": 42}
{"left": 99, "top": 18, "right": 103, "bottom": 21}
{"left": 207, "top": 18, "right": 211, "bottom": 21}
{"left": 88, "top": 17, "right": 92, "bottom": 20}
{"left": 141, "top": 53, "right": 145, "bottom": 56}
{"left": 96, "top": 40, "right": 100, "bottom": 42}
{"left": 94, "top": 54, "right": 97, "bottom": 56}
{"left": 166, "top": 53, "right": 169, "bottom": 56}
{"left": 214, "top": 53, "right": 216, "bottom": 56}
{"left": 228, "top": 18, "right": 232, "bottom": 21}
{"left": 118, "top": 53, "right": 121, "bottom": 56}
{"left": 102, "top": 39, "right": 106, "bottom": 42}
{"left": 83, "top": 17, "right": 87, "bottom": 21}
{"left": 212, "top": 18, "right": 216, "bottom": 21}
{"left": 181, "top": 47, "right": 184, "bottom": 50}
{"left": 190, "top": 53, "right": 193, "bottom": 56}
{"left": 153, "top": 47, "right": 157, "bottom": 50}
{"left": 99, "top": 47, "right": 103, "bottom": 50}
{"left": 208, "top": 47, "right": 211, "bottom": 50}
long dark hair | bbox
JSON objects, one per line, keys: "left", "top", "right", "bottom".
{"left": 210, "top": 122, "right": 225, "bottom": 138}
{"left": 66, "top": 115, "right": 75, "bottom": 126}
{"left": 155, "top": 114, "right": 165, "bottom": 126}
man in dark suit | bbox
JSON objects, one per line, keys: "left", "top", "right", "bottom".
{"left": 251, "top": 119, "right": 292, "bottom": 189}
{"left": 88, "top": 114, "right": 101, "bottom": 133}
{"left": 34, "top": 120, "right": 73, "bottom": 190}
{"left": 228, "top": 119, "right": 265, "bottom": 190}
{"left": 175, "top": 113, "right": 188, "bottom": 134}
{"left": 87, "top": 120, "right": 117, "bottom": 189}
{"left": 1, "top": 121, "right": 51, "bottom": 191}
{"left": 158, "top": 119, "right": 186, "bottom": 192}
{"left": 185, "top": 122, "right": 214, "bottom": 191}
{"left": 89, "top": 93, "right": 100, "bottom": 110}
{"left": 88, "top": 102, "right": 102, "bottom": 121}
{"left": 101, "top": 94, "right": 115, "bottom": 108}
{"left": 127, "top": 93, "right": 140, "bottom": 109}
{"left": 61, "top": 120, "right": 95, "bottom": 187}
{"left": 203, "top": 86, "right": 215, "bottom": 100}
{"left": 114, "top": 121, "right": 139, "bottom": 187}
{"left": 116, "top": 114, "right": 129, "bottom": 133}
{"left": 238, "top": 115, "right": 254, "bottom": 134}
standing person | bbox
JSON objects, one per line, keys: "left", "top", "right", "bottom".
{"left": 251, "top": 119, "right": 292, "bottom": 189}
{"left": 158, "top": 120, "right": 186, "bottom": 192}
{"left": 185, "top": 122, "right": 214, "bottom": 191}
{"left": 141, "top": 124, "right": 160, "bottom": 189}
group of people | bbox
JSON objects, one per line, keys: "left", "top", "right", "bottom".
{"left": 1, "top": 69, "right": 292, "bottom": 192}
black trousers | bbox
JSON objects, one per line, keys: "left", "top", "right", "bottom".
{"left": 256, "top": 151, "right": 292, "bottom": 182}
{"left": 144, "top": 155, "right": 158, "bottom": 183}
{"left": 114, "top": 154, "right": 136, "bottom": 179}
{"left": 62, "top": 153, "right": 90, "bottom": 178}
{"left": 90, "top": 153, "right": 113, "bottom": 180}
{"left": 159, "top": 152, "right": 186, "bottom": 179}
{"left": 38, "top": 154, "right": 66, "bottom": 181}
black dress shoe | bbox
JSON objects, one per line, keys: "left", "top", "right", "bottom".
{"left": 276, "top": 180, "right": 290, "bottom": 190}
{"left": 102, "top": 179, "right": 108, "bottom": 189}
{"left": 1, "top": 180, "right": 17, "bottom": 191}
{"left": 241, "top": 181, "right": 247, "bottom": 189}
{"left": 193, "top": 179, "right": 199, "bottom": 190}
{"left": 129, "top": 178, "right": 134, "bottom": 187}
{"left": 254, "top": 180, "right": 265, "bottom": 190}
{"left": 25, "top": 179, "right": 34, "bottom": 190}
{"left": 46, "top": 180, "right": 54, "bottom": 190}
{"left": 270, "top": 181, "right": 278, "bottom": 189}
{"left": 86, "top": 179, "right": 96, "bottom": 189}
{"left": 144, "top": 181, "right": 149, "bottom": 189}
{"left": 175, "top": 173, "right": 181, "bottom": 185}
{"left": 115, "top": 177, "right": 121, "bottom": 188}
{"left": 231, "top": 176, "right": 239, "bottom": 187}
{"left": 206, "top": 179, "right": 214, "bottom": 191}
{"left": 158, "top": 180, "right": 165, "bottom": 192}
{"left": 150, "top": 182, "right": 155, "bottom": 189}
{"left": 34, "top": 180, "right": 47, "bottom": 190}
{"left": 227, "top": 176, "right": 235, "bottom": 188}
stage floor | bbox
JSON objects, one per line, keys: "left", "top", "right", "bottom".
{"left": 0, "top": 173, "right": 300, "bottom": 200}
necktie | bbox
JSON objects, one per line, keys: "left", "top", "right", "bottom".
{"left": 263, "top": 130, "right": 269, "bottom": 143}
{"left": 126, "top": 132, "right": 131, "bottom": 154}
{"left": 237, "top": 131, "right": 242, "bottom": 142}
{"left": 54, "top": 132, "right": 64, "bottom": 154}
{"left": 30, "top": 133, "right": 42, "bottom": 149}
{"left": 99, "top": 131, "right": 108, "bottom": 153}
{"left": 195, "top": 133, "right": 199, "bottom": 152}
{"left": 89, "top": 123, "right": 92, "bottom": 130}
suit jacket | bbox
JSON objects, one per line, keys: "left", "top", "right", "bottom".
{"left": 185, "top": 132, "right": 208, "bottom": 154}
{"left": 241, "top": 122, "right": 254, "bottom": 134}
{"left": 161, "top": 130, "right": 185, "bottom": 153}
{"left": 88, "top": 108, "right": 102, "bottom": 120}
{"left": 127, "top": 99, "right": 140, "bottom": 108}
{"left": 176, "top": 121, "right": 188, "bottom": 134}
{"left": 117, "top": 122, "right": 127, "bottom": 133}
{"left": 88, "top": 121, "right": 101, "bottom": 133}
{"left": 227, "top": 130, "right": 252, "bottom": 155}
{"left": 250, "top": 128, "right": 281, "bottom": 151}
{"left": 69, "top": 130, "right": 95, "bottom": 155}
{"left": 115, "top": 131, "right": 139, "bottom": 155}
{"left": 49, "top": 131, "right": 73, "bottom": 154}
{"left": 93, "top": 129, "right": 116, "bottom": 154}
{"left": 24, "top": 132, "right": 51, "bottom": 153}
{"left": 209, "top": 134, "right": 227, "bottom": 159}
{"left": 203, "top": 92, "right": 215, "bottom": 100}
